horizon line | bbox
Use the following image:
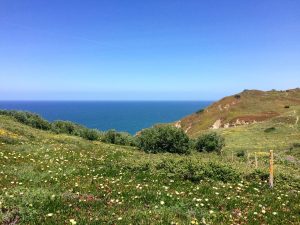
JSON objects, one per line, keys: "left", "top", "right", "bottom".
{"left": 0, "top": 99, "right": 216, "bottom": 102}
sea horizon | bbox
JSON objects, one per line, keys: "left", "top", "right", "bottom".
{"left": 0, "top": 100, "right": 212, "bottom": 134}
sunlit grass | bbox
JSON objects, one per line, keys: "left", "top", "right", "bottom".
{"left": 0, "top": 115, "right": 300, "bottom": 224}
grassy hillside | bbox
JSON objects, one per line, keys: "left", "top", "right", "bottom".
{"left": 177, "top": 88, "right": 300, "bottom": 137}
{"left": 1, "top": 113, "right": 300, "bottom": 224}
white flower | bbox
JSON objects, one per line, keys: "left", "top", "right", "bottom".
{"left": 160, "top": 200, "right": 165, "bottom": 205}
{"left": 70, "top": 219, "right": 77, "bottom": 224}
{"left": 47, "top": 213, "right": 53, "bottom": 217}
{"left": 272, "top": 212, "right": 277, "bottom": 215}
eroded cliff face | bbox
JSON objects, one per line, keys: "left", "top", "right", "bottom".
{"left": 176, "top": 88, "right": 300, "bottom": 136}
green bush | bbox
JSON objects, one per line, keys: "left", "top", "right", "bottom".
{"left": 0, "top": 110, "right": 51, "bottom": 130}
{"left": 81, "top": 129, "right": 101, "bottom": 141}
{"left": 264, "top": 127, "right": 276, "bottom": 133}
{"left": 52, "top": 121, "right": 102, "bottom": 141}
{"left": 0, "top": 110, "right": 134, "bottom": 144}
{"left": 292, "top": 143, "right": 300, "bottom": 148}
{"left": 115, "top": 132, "right": 136, "bottom": 146}
{"left": 137, "top": 126, "right": 190, "bottom": 154}
{"left": 156, "top": 159, "right": 240, "bottom": 182}
{"left": 102, "top": 129, "right": 136, "bottom": 146}
{"left": 194, "top": 132, "right": 225, "bottom": 153}
{"left": 51, "top": 120, "right": 85, "bottom": 136}
{"left": 195, "top": 109, "right": 204, "bottom": 114}
{"left": 103, "top": 129, "right": 117, "bottom": 144}
{"left": 0, "top": 135, "right": 19, "bottom": 145}
{"left": 236, "top": 150, "right": 245, "bottom": 158}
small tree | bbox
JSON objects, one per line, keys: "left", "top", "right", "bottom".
{"left": 137, "top": 126, "right": 190, "bottom": 154}
{"left": 194, "top": 132, "right": 225, "bottom": 153}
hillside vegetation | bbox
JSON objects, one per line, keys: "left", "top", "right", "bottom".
{"left": 1, "top": 108, "right": 300, "bottom": 224}
{"left": 176, "top": 88, "right": 300, "bottom": 137}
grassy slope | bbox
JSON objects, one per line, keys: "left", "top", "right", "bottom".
{"left": 1, "top": 115, "right": 300, "bottom": 224}
{"left": 178, "top": 88, "right": 300, "bottom": 137}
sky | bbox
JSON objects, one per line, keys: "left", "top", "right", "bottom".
{"left": 0, "top": 0, "right": 299, "bottom": 100}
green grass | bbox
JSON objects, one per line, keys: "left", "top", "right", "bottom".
{"left": 1, "top": 115, "right": 300, "bottom": 224}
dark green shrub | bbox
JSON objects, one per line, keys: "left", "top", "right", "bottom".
{"left": 264, "top": 127, "right": 276, "bottom": 133}
{"left": 245, "top": 169, "right": 269, "bottom": 181}
{"left": 196, "top": 109, "right": 204, "bottom": 114}
{"left": 236, "top": 150, "right": 245, "bottom": 158}
{"left": 194, "top": 132, "right": 225, "bottom": 153}
{"left": 292, "top": 143, "right": 300, "bottom": 148}
{"left": 0, "top": 135, "right": 19, "bottom": 145}
{"left": 102, "top": 129, "right": 136, "bottom": 146}
{"left": 114, "top": 132, "right": 136, "bottom": 146}
{"left": 156, "top": 159, "right": 240, "bottom": 182}
{"left": 0, "top": 110, "right": 51, "bottom": 130}
{"left": 0, "top": 110, "right": 135, "bottom": 144}
{"left": 81, "top": 129, "right": 101, "bottom": 141}
{"left": 137, "top": 126, "right": 190, "bottom": 154}
{"left": 103, "top": 129, "right": 118, "bottom": 144}
{"left": 51, "top": 120, "right": 84, "bottom": 136}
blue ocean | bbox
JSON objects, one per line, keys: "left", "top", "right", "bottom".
{"left": 0, "top": 101, "right": 212, "bottom": 134}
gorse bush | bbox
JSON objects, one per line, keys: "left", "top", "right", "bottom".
{"left": 137, "top": 126, "right": 190, "bottom": 154}
{"left": 194, "top": 132, "right": 225, "bottom": 153}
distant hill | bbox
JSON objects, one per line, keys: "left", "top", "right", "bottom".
{"left": 175, "top": 88, "right": 300, "bottom": 137}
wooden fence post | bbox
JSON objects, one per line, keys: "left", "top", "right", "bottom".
{"left": 255, "top": 152, "right": 258, "bottom": 169}
{"left": 269, "top": 150, "right": 274, "bottom": 188}
{"left": 247, "top": 152, "right": 251, "bottom": 166}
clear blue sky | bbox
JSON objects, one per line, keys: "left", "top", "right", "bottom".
{"left": 0, "top": 0, "right": 299, "bottom": 100}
